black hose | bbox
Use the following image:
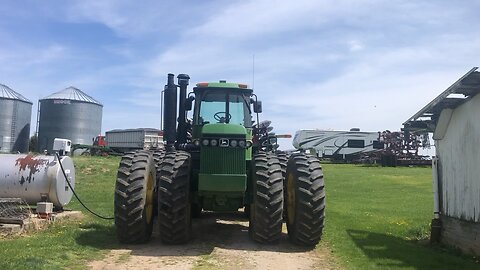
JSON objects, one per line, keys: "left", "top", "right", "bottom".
{"left": 55, "top": 152, "right": 114, "bottom": 220}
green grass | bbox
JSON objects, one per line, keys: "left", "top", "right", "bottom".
{"left": 0, "top": 156, "right": 121, "bottom": 270}
{"left": 0, "top": 158, "right": 478, "bottom": 269}
{"left": 322, "top": 164, "right": 479, "bottom": 269}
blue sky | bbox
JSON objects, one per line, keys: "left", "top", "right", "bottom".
{"left": 1, "top": 1, "right": 479, "bottom": 149}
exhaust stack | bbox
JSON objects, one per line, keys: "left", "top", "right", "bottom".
{"left": 163, "top": 73, "right": 177, "bottom": 149}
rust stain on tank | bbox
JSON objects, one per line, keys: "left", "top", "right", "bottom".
{"left": 15, "top": 155, "right": 49, "bottom": 185}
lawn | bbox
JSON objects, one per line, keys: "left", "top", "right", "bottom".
{"left": 0, "top": 157, "right": 478, "bottom": 269}
{"left": 322, "top": 163, "right": 479, "bottom": 269}
{"left": 0, "top": 156, "right": 121, "bottom": 270}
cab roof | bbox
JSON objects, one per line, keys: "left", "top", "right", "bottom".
{"left": 194, "top": 80, "right": 251, "bottom": 90}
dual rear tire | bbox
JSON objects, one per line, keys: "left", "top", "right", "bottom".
{"left": 114, "top": 150, "right": 156, "bottom": 244}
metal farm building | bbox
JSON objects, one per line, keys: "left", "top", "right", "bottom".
{"left": 404, "top": 67, "right": 480, "bottom": 256}
{"left": 37, "top": 86, "right": 103, "bottom": 153}
{"left": 0, "top": 84, "right": 32, "bottom": 153}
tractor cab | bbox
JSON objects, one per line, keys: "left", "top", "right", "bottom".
{"left": 188, "top": 81, "right": 258, "bottom": 212}
{"left": 192, "top": 81, "right": 253, "bottom": 126}
{"left": 189, "top": 81, "right": 260, "bottom": 137}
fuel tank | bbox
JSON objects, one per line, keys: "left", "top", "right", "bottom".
{"left": 0, "top": 154, "right": 75, "bottom": 208}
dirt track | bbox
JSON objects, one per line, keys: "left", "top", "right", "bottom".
{"left": 89, "top": 212, "right": 339, "bottom": 270}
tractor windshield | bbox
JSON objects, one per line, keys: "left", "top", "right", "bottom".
{"left": 195, "top": 90, "right": 252, "bottom": 127}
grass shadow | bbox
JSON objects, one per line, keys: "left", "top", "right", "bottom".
{"left": 75, "top": 223, "right": 119, "bottom": 250}
{"left": 347, "top": 229, "right": 479, "bottom": 270}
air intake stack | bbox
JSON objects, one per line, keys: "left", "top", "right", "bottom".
{"left": 177, "top": 74, "right": 190, "bottom": 145}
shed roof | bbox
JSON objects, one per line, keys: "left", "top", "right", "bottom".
{"left": 403, "top": 67, "right": 480, "bottom": 132}
{"left": 41, "top": 86, "right": 102, "bottom": 106}
{"left": 0, "top": 83, "right": 33, "bottom": 104}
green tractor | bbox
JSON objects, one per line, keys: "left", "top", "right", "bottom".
{"left": 114, "top": 74, "right": 325, "bottom": 246}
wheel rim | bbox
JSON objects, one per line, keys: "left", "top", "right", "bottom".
{"left": 145, "top": 170, "right": 154, "bottom": 223}
{"left": 287, "top": 171, "right": 295, "bottom": 226}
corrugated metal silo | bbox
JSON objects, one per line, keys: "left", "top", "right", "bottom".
{"left": 37, "top": 86, "right": 103, "bottom": 153}
{"left": 0, "top": 84, "right": 33, "bottom": 153}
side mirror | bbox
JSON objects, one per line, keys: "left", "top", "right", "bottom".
{"left": 253, "top": 100, "right": 263, "bottom": 113}
{"left": 185, "top": 96, "right": 195, "bottom": 111}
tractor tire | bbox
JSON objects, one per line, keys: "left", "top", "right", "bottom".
{"left": 157, "top": 150, "right": 192, "bottom": 244}
{"left": 285, "top": 153, "right": 325, "bottom": 246}
{"left": 249, "top": 152, "right": 284, "bottom": 244}
{"left": 276, "top": 150, "right": 289, "bottom": 219}
{"left": 153, "top": 149, "right": 166, "bottom": 164}
{"left": 153, "top": 148, "right": 166, "bottom": 216}
{"left": 276, "top": 150, "right": 289, "bottom": 179}
{"left": 114, "top": 150, "right": 156, "bottom": 244}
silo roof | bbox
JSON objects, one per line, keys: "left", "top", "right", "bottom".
{"left": 41, "top": 86, "right": 103, "bottom": 106}
{"left": 0, "top": 83, "right": 33, "bottom": 104}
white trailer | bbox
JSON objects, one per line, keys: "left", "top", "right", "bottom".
{"left": 106, "top": 128, "right": 163, "bottom": 152}
{"left": 292, "top": 129, "right": 383, "bottom": 160}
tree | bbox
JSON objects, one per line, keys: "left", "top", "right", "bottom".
{"left": 29, "top": 135, "right": 38, "bottom": 153}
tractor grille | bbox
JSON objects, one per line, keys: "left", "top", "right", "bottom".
{"left": 200, "top": 147, "right": 245, "bottom": 174}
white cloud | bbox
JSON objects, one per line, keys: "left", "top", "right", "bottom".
{"left": 349, "top": 40, "right": 364, "bottom": 52}
{"left": 2, "top": 0, "right": 480, "bottom": 150}
{"left": 63, "top": 0, "right": 225, "bottom": 37}
{"left": 142, "top": 0, "right": 480, "bottom": 150}
{"left": 66, "top": 1, "right": 143, "bottom": 36}
{"left": 189, "top": 0, "right": 375, "bottom": 40}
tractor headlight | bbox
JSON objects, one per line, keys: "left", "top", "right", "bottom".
{"left": 238, "top": 140, "right": 246, "bottom": 148}
{"left": 246, "top": 141, "right": 253, "bottom": 148}
{"left": 210, "top": 139, "right": 218, "bottom": 146}
{"left": 194, "top": 140, "right": 201, "bottom": 147}
{"left": 202, "top": 139, "right": 209, "bottom": 146}
{"left": 230, "top": 139, "right": 238, "bottom": 147}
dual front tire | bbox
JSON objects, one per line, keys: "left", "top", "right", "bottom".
{"left": 249, "top": 152, "right": 284, "bottom": 243}
{"left": 114, "top": 149, "right": 192, "bottom": 245}
{"left": 248, "top": 151, "right": 325, "bottom": 246}
{"left": 157, "top": 150, "right": 192, "bottom": 244}
{"left": 114, "top": 150, "right": 156, "bottom": 244}
{"left": 285, "top": 153, "right": 325, "bottom": 246}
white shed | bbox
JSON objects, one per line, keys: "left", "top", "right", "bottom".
{"left": 404, "top": 67, "right": 480, "bottom": 256}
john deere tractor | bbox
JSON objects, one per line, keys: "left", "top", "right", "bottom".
{"left": 114, "top": 74, "right": 325, "bottom": 246}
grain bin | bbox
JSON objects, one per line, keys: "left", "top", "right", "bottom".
{"left": 37, "top": 87, "right": 102, "bottom": 153}
{"left": 0, "top": 84, "right": 33, "bottom": 153}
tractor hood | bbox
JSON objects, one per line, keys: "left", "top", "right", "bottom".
{"left": 202, "top": 123, "right": 247, "bottom": 135}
